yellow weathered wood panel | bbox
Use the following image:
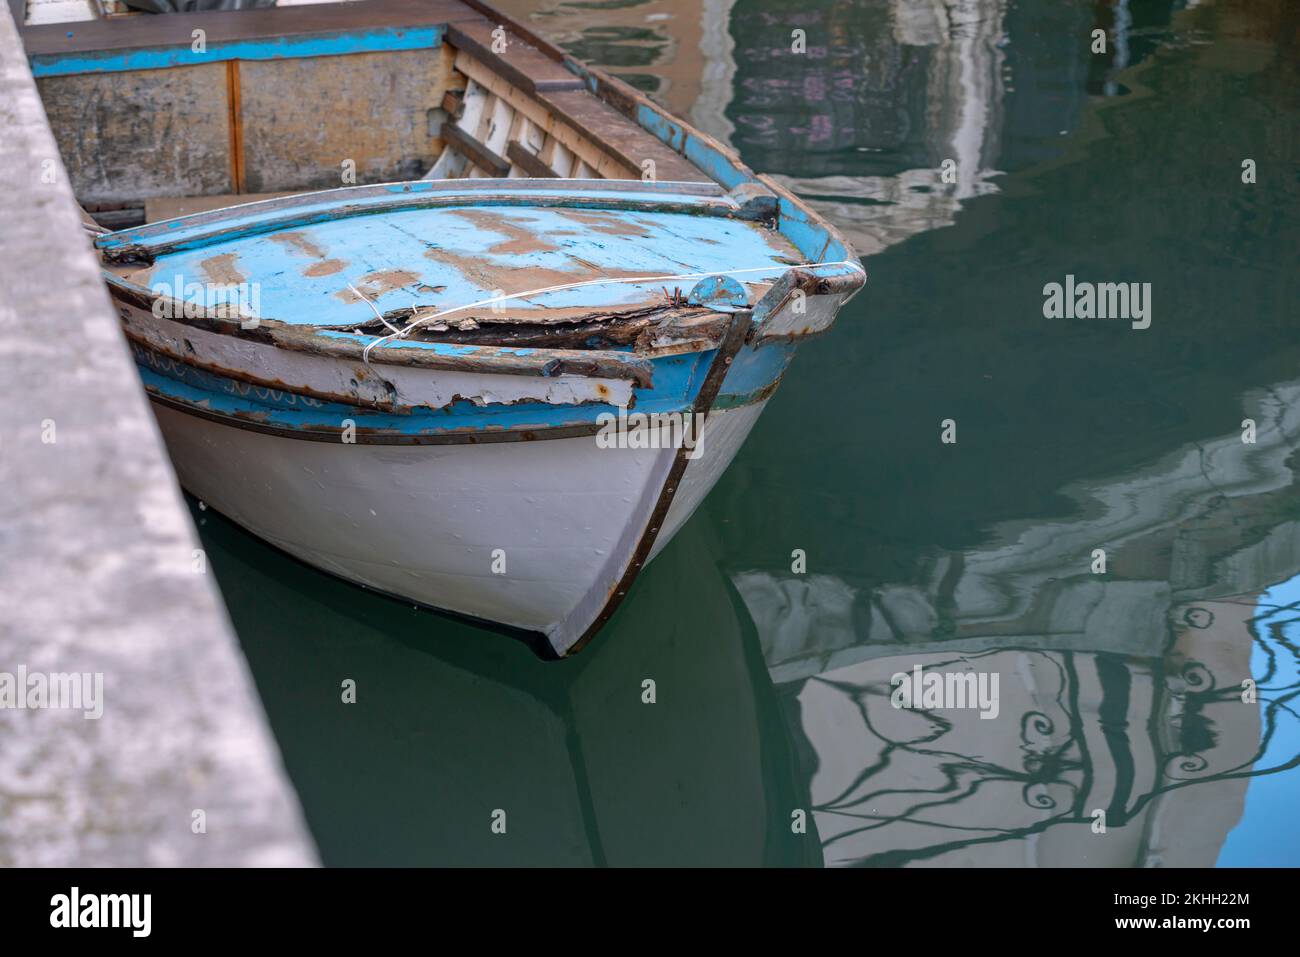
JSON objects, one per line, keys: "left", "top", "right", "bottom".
{"left": 37, "top": 64, "right": 232, "bottom": 204}
{"left": 238, "top": 46, "right": 456, "bottom": 192}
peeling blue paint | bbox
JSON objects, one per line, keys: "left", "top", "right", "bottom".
{"left": 29, "top": 26, "right": 447, "bottom": 77}
{"left": 687, "top": 275, "right": 750, "bottom": 313}
{"left": 633, "top": 105, "right": 749, "bottom": 191}
{"left": 312, "top": 331, "right": 540, "bottom": 361}
{"left": 133, "top": 342, "right": 721, "bottom": 436}
{"left": 113, "top": 192, "right": 804, "bottom": 329}
{"left": 717, "top": 341, "right": 796, "bottom": 399}
{"left": 773, "top": 195, "right": 855, "bottom": 264}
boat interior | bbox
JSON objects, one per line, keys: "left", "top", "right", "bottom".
{"left": 30, "top": 0, "right": 714, "bottom": 220}
{"left": 21, "top": 0, "right": 831, "bottom": 354}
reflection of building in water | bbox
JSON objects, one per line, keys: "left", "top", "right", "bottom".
{"left": 493, "top": 0, "right": 738, "bottom": 140}
{"left": 495, "top": 0, "right": 1093, "bottom": 255}
{"left": 788, "top": 601, "right": 1275, "bottom": 866}
{"left": 723, "top": 0, "right": 1197, "bottom": 256}
{"left": 498, "top": 1, "right": 1203, "bottom": 257}
{"left": 735, "top": 378, "right": 1300, "bottom": 865}
{"left": 728, "top": 0, "right": 1012, "bottom": 256}
{"left": 891, "top": 0, "right": 1006, "bottom": 197}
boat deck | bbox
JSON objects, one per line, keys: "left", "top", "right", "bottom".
{"left": 119, "top": 189, "right": 803, "bottom": 332}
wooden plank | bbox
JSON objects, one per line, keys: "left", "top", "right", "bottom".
{"left": 226, "top": 60, "right": 244, "bottom": 193}
{"left": 506, "top": 141, "right": 557, "bottom": 178}
{"left": 425, "top": 143, "right": 469, "bottom": 180}
{"left": 539, "top": 89, "right": 708, "bottom": 184}
{"left": 22, "top": 0, "right": 96, "bottom": 26}
{"left": 453, "top": 52, "right": 634, "bottom": 178}
{"left": 548, "top": 140, "right": 574, "bottom": 177}
{"left": 443, "top": 123, "right": 509, "bottom": 177}
{"left": 520, "top": 115, "right": 545, "bottom": 154}
{"left": 457, "top": 78, "right": 489, "bottom": 135}
{"left": 446, "top": 19, "right": 583, "bottom": 94}
{"left": 502, "top": 109, "right": 528, "bottom": 177}
{"left": 453, "top": 2, "right": 721, "bottom": 186}
{"left": 20, "top": 0, "right": 478, "bottom": 57}
{"left": 455, "top": 53, "right": 552, "bottom": 129}
{"left": 479, "top": 90, "right": 513, "bottom": 156}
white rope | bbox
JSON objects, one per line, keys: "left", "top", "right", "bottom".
{"left": 359, "top": 260, "right": 864, "bottom": 363}
{"left": 347, "top": 282, "right": 404, "bottom": 336}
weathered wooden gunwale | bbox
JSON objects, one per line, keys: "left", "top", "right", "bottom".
{"left": 20, "top": 0, "right": 475, "bottom": 62}
{"left": 96, "top": 180, "right": 739, "bottom": 258}
{"left": 108, "top": 275, "right": 658, "bottom": 385}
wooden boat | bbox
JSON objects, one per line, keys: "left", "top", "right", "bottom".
{"left": 24, "top": 0, "right": 863, "bottom": 656}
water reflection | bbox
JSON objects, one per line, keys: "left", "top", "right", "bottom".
{"left": 198, "top": 508, "right": 815, "bottom": 866}
{"left": 732, "top": 377, "right": 1300, "bottom": 865}
{"left": 199, "top": 0, "right": 1300, "bottom": 865}
{"left": 496, "top": 0, "right": 1015, "bottom": 252}
{"left": 496, "top": 0, "right": 727, "bottom": 113}
{"left": 740, "top": 0, "right": 1242, "bottom": 254}
{"left": 729, "top": 0, "right": 1012, "bottom": 255}
{"left": 751, "top": 585, "right": 1298, "bottom": 867}
{"left": 743, "top": 381, "right": 1300, "bottom": 679}
{"left": 199, "top": 375, "right": 1300, "bottom": 866}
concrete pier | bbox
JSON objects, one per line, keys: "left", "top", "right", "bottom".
{"left": 0, "top": 5, "right": 316, "bottom": 866}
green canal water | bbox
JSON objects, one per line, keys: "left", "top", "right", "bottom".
{"left": 193, "top": 0, "right": 1300, "bottom": 866}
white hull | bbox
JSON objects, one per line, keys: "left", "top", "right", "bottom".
{"left": 153, "top": 399, "right": 765, "bottom": 655}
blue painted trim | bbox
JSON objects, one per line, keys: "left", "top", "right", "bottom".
{"left": 632, "top": 105, "right": 748, "bottom": 192}
{"left": 96, "top": 181, "right": 739, "bottom": 257}
{"left": 774, "top": 195, "right": 852, "bottom": 263}
{"left": 717, "top": 341, "right": 796, "bottom": 399}
{"left": 29, "top": 25, "right": 446, "bottom": 78}
{"left": 131, "top": 340, "right": 711, "bottom": 436}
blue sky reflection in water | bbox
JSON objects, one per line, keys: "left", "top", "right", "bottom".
{"left": 196, "top": 0, "right": 1300, "bottom": 866}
